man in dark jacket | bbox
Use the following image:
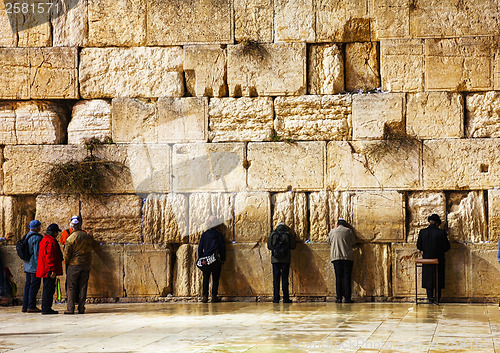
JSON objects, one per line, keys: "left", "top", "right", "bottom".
{"left": 198, "top": 216, "right": 226, "bottom": 303}
{"left": 417, "top": 214, "right": 450, "bottom": 304}
{"left": 22, "top": 220, "right": 43, "bottom": 313}
{"left": 267, "top": 222, "right": 296, "bottom": 303}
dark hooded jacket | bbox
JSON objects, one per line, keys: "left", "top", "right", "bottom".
{"left": 267, "top": 224, "right": 296, "bottom": 264}
{"left": 198, "top": 227, "right": 226, "bottom": 262}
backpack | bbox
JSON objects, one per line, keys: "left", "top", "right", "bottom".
{"left": 271, "top": 230, "right": 289, "bottom": 259}
{"left": 16, "top": 233, "right": 33, "bottom": 262}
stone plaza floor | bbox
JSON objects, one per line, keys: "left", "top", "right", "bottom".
{"left": 0, "top": 301, "right": 500, "bottom": 352}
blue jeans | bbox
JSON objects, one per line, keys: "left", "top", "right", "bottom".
{"left": 22, "top": 272, "right": 41, "bottom": 310}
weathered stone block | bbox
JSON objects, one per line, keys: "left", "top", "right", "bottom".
{"left": 112, "top": 98, "right": 157, "bottom": 144}
{"left": 274, "top": 95, "right": 351, "bottom": 141}
{"left": 407, "top": 191, "right": 446, "bottom": 243}
{"left": 0, "top": 245, "right": 26, "bottom": 299}
{"left": 0, "top": 196, "right": 35, "bottom": 241}
{"left": 351, "top": 191, "right": 405, "bottom": 242}
{"left": 352, "top": 93, "right": 405, "bottom": 140}
{"left": 227, "top": 43, "right": 306, "bottom": 96}
{"left": 172, "top": 143, "right": 245, "bottom": 193}
{"left": 488, "top": 190, "right": 500, "bottom": 243}
{"left": 188, "top": 193, "right": 234, "bottom": 244}
{"left": 271, "top": 192, "right": 308, "bottom": 242}
{"left": 158, "top": 98, "right": 208, "bottom": 143}
{"left": 291, "top": 244, "right": 335, "bottom": 296}
{"left": 234, "top": 192, "right": 271, "bottom": 243}
{"left": 184, "top": 45, "right": 227, "bottom": 97}
{"left": 447, "top": 191, "right": 487, "bottom": 243}
{"left": 173, "top": 244, "right": 202, "bottom": 296}
{"left": 380, "top": 39, "right": 424, "bottom": 92}
{"left": 345, "top": 42, "right": 380, "bottom": 92}
{"left": 209, "top": 97, "right": 273, "bottom": 142}
{"left": 370, "top": 0, "right": 409, "bottom": 39}
{"left": 88, "top": 245, "right": 124, "bottom": 298}
{"left": 220, "top": 244, "right": 273, "bottom": 296}
{"left": 308, "top": 44, "right": 344, "bottom": 95}
{"left": 328, "top": 191, "right": 354, "bottom": 227}
{"left": 68, "top": 100, "right": 111, "bottom": 144}
{"left": 353, "top": 243, "right": 391, "bottom": 297}
{"left": 0, "top": 48, "right": 29, "bottom": 99}
{"left": 248, "top": 142, "right": 325, "bottom": 191}
{"left": 79, "top": 47, "right": 183, "bottom": 99}
{"left": 147, "top": 0, "right": 233, "bottom": 45}
{"left": 406, "top": 92, "right": 464, "bottom": 139}
{"left": 425, "top": 37, "right": 493, "bottom": 91}
{"left": 81, "top": 195, "right": 142, "bottom": 244}
{"left": 466, "top": 92, "right": 500, "bottom": 138}
{"left": 52, "top": 0, "right": 88, "bottom": 47}
{"left": 423, "top": 139, "right": 500, "bottom": 190}
{"left": 124, "top": 244, "right": 171, "bottom": 296}
{"left": 13, "top": 1, "right": 51, "bottom": 47}
{"left": 309, "top": 191, "right": 329, "bottom": 243}
{"left": 142, "top": 193, "right": 188, "bottom": 244}
{"left": 0, "top": 1, "right": 17, "bottom": 47}
{"left": 88, "top": 0, "right": 145, "bottom": 46}
{"left": 315, "top": 0, "right": 370, "bottom": 42}
{"left": 327, "top": 140, "right": 421, "bottom": 190}
{"left": 234, "top": 0, "right": 273, "bottom": 43}
{"left": 35, "top": 194, "right": 80, "bottom": 233}
{"left": 468, "top": 243, "right": 500, "bottom": 297}
{"left": 274, "top": 0, "right": 315, "bottom": 42}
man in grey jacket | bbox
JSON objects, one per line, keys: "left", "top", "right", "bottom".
{"left": 22, "top": 220, "right": 43, "bottom": 313}
{"left": 327, "top": 219, "right": 357, "bottom": 303}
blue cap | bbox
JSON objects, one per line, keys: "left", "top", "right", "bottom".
{"left": 29, "top": 220, "right": 41, "bottom": 229}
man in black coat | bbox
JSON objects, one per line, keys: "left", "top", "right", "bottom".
{"left": 417, "top": 214, "right": 450, "bottom": 304}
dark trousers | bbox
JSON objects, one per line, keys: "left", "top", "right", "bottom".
{"left": 22, "top": 272, "right": 41, "bottom": 310}
{"left": 426, "top": 288, "right": 442, "bottom": 301}
{"left": 202, "top": 262, "right": 222, "bottom": 297}
{"left": 272, "top": 262, "right": 290, "bottom": 302}
{"left": 41, "top": 276, "right": 56, "bottom": 312}
{"left": 333, "top": 260, "right": 353, "bottom": 301}
{"left": 66, "top": 264, "right": 90, "bottom": 313}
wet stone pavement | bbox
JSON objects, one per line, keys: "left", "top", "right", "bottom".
{"left": 0, "top": 302, "right": 500, "bottom": 352}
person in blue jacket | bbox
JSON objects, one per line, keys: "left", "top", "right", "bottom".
{"left": 22, "top": 220, "right": 44, "bottom": 313}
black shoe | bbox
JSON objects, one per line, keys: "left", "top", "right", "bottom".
{"left": 21, "top": 308, "right": 27, "bottom": 313}
{"left": 335, "top": 298, "right": 342, "bottom": 303}
{"left": 283, "top": 299, "right": 293, "bottom": 304}
{"left": 64, "top": 310, "right": 74, "bottom": 315}
{"left": 201, "top": 296, "right": 208, "bottom": 303}
{"left": 42, "top": 309, "right": 58, "bottom": 315}
{"left": 27, "top": 307, "right": 41, "bottom": 313}
{"left": 78, "top": 309, "right": 85, "bottom": 314}
{"left": 211, "top": 296, "right": 221, "bottom": 303}
{"left": 344, "top": 299, "right": 354, "bottom": 303}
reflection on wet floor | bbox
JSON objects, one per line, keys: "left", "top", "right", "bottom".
{"left": 0, "top": 302, "right": 499, "bottom": 352}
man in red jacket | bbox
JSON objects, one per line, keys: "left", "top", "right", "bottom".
{"left": 36, "top": 224, "right": 63, "bottom": 315}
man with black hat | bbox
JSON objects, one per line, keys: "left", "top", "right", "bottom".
{"left": 21, "top": 220, "right": 43, "bottom": 313}
{"left": 417, "top": 214, "right": 450, "bottom": 304}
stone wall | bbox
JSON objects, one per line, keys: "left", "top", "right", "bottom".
{"left": 1, "top": 0, "right": 500, "bottom": 302}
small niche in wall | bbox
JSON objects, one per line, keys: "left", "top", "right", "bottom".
{"left": 480, "top": 164, "right": 489, "bottom": 173}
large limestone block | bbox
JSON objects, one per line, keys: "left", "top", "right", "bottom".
{"left": 351, "top": 191, "right": 405, "bottom": 242}
{"left": 370, "top": 0, "right": 409, "bottom": 39}
{"left": 468, "top": 244, "right": 500, "bottom": 297}
{"left": 35, "top": 194, "right": 80, "bottom": 233}
{"left": 328, "top": 191, "right": 354, "bottom": 227}
{"left": 142, "top": 193, "right": 189, "bottom": 244}
{"left": 466, "top": 92, "right": 500, "bottom": 138}
{"left": 112, "top": 98, "right": 157, "bottom": 144}
{"left": 274, "top": 0, "right": 315, "bottom": 42}
{"left": 248, "top": 142, "right": 325, "bottom": 191}
{"left": 184, "top": 45, "right": 227, "bottom": 97}
{"left": 425, "top": 37, "right": 493, "bottom": 91}
{"left": 315, "top": 0, "right": 370, "bottom": 42}
{"left": 81, "top": 195, "right": 142, "bottom": 244}
{"left": 327, "top": 140, "right": 421, "bottom": 190}
{"left": 308, "top": 44, "right": 344, "bottom": 95}
{"left": 227, "top": 43, "right": 306, "bottom": 96}
{"left": 0, "top": 48, "right": 29, "bottom": 99}
{"left": 407, "top": 191, "right": 446, "bottom": 243}
{"left": 271, "top": 192, "right": 308, "bottom": 242}
{"left": 188, "top": 193, "right": 234, "bottom": 244}
{"left": 410, "top": 0, "right": 500, "bottom": 38}
{"left": 68, "top": 100, "right": 111, "bottom": 144}
{"left": 423, "top": 139, "right": 500, "bottom": 190}
{"left": 88, "top": 245, "right": 124, "bottom": 298}
{"left": 158, "top": 97, "right": 208, "bottom": 143}
{"left": 219, "top": 243, "right": 273, "bottom": 296}
{"left": 51, "top": 0, "right": 88, "bottom": 46}
{"left": 234, "top": 192, "right": 271, "bottom": 243}
{"left": 345, "top": 42, "right": 380, "bottom": 92}
{"left": 0, "top": 101, "right": 67, "bottom": 145}
{"left": 209, "top": 97, "right": 273, "bottom": 142}
{"left": 291, "top": 244, "right": 335, "bottom": 296}
{"left": 0, "top": 1, "right": 17, "bottom": 47}
{"left": 172, "top": 143, "right": 245, "bottom": 193}
{"left": 147, "top": 0, "right": 233, "bottom": 45}
{"left": 0, "top": 196, "right": 36, "bottom": 241}
{"left": 234, "top": 0, "right": 273, "bottom": 43}
{"left": 0, "top": 245, "right": 25, "bottom": 298}
{"left": 309, "top": 191, "right": 329, "bottom": 243}
{"left": 124, "top": 244, "right": 171, "bottom": 297}
{"left": 353, "top": 243, "right": 391, "bottom": 297}
{"left": 274, "top": 95, "right": 351, "bottom": 141}
{"left": 380, "top": 39, "right": 424, "bottom": 92}
{"left": 12, "top": 1, "right": 52, "bottom": 47}
{"left": 88, "top": 0, "right": 145, "bottom": 46}
{"left": 488, "top": 190, "right": 500, "bottom": 242}
{"left": 79, "top": 47, "right": 184, "bottom": 99}
{"left": 406, "top": 92, "right": 464, "bottom": 139}
{"left": 352, "top": 93, "right": 405, "bottom": 140}
{"left": 447, "top": 191, "right": 487, "bottom": 243}
{"left": 173, "top": 244, "right": 202, "bottom": 296}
